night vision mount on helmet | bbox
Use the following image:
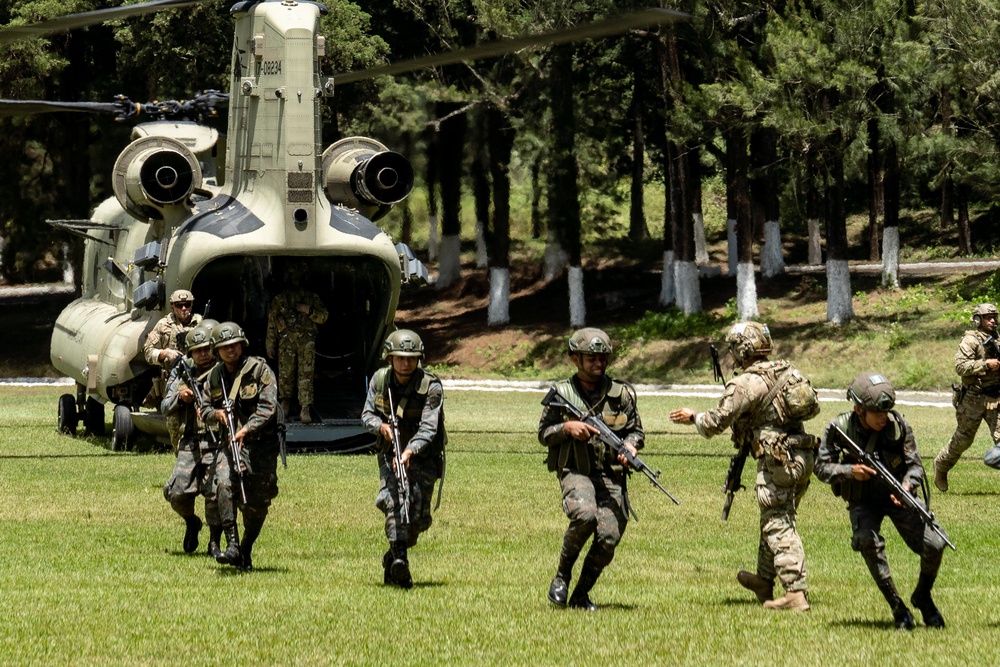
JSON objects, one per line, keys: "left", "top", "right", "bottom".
{"left": 568, "top": 328, "right": 613, "bottom": 355}
{"left": 847, "top": 372, "right": 896, "bottom": 412}
{"left": 382, "top": 329, "right": 425, "bottom": 359}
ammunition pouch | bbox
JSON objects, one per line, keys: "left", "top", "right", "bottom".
{"left": 831, "top": 478, "right": 863, "bottom": 502}
{"left": 952, "top": 383, "right": 965, "bottom": 408}
{"left": 757, "top": 429, "right": 818, "bottom": 465}
{"left": 980, "top": 384, "right": 1000, "bottom": 399}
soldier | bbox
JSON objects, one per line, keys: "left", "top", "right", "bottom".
{"left": 361, "top": 329, "right": 446, "bottom": 589}
{"left": 265, "top": 262, "right": 328, "bottom": 424}
{"left": 161, "top": 323, "right": 238, "bottom": 562}
{"left": 816, "top": 373, "right": 946, "bottom": 629}
{"left": 538, "top": 328, "right": 643, "bottom": 611}
{"left": 670, "top": 322, "right": 820, "bottom": 612}
{"left": 143, "top": 289, "right": 203, "bottom": 446}
{"left": 199, "top": 321, "right": 281, "bottom": 571}
{"left": 934, "top": 303, "right": 1000, "bottom": 492}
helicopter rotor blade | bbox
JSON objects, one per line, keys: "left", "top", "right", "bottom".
{"left": 0, "top": 0, "right": 206, "bottom": 46}
{"left": 0, "top": 100, "right": 125, "bottom": 118}
{"left": 331, "top": 7, "right": 689, "bottom": 85}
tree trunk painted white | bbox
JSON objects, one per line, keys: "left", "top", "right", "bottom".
{"left": 807, "top": 217, "right": 822, "bottom": 265}
{"left": 475, "top": 219, "right": 488, "bottom": 268}
{"left": 428, "top": 215, "right": 439, "bottom": 262}
{"left": 61, "top": 242, "right": 74, "bottom": 284}
{"left": 569, "top": 265, "right": 586, "bottom": 327}
{"left": 826, "top": 258, "right": 855, "bottom": 324}
{"left": 737, "top": 261, "right": 759, "bottom": 320}
{"left": 674, "top": 260, "right": 702, "bottom": 314}
{"left": 544, "top": 232, "right": 569, "bottom": 282}
{"left": 760, "top": 220, "right": 785, "bottom": 278}
{"left": 659, "top": 250, "right": 676, "bottom": 307}
{"left": 726, "top": 218, "right": 738, "bottom": 275}
{"left": 694, "top": 213, "right": 710, "bottom": 265}
{"left": 436, "top": 234, "right": 462, "bottom": 289}
{"left": 488, "top": 266, "right": 510, "bottom": 326}
{"left": 882, "top": 226, "right": 900, "bottom": 289}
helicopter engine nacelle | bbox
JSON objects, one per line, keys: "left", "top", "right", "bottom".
{"left": 323, "top": 137, "right": 414, "bottom": 222}
{"left": 113, "top": 136, "right": 203, "bottom": 221}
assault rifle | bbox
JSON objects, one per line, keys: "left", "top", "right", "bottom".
{"left": 386, "top": 388, "right": 412, "bottom": 526}
{"left": 218, "top": 373, "right": 248, "bottom": 505}
{"left": 171, "top": 356, "right": 218, "bottom": 445}
{"left": 830, "top": 424, "right": 955, "bottom": 551}
{"left": 711, "top": 344, "right": 749, "bottom": 521}
{"left": 541, "top": 387, "right": 679, "bottom": 507}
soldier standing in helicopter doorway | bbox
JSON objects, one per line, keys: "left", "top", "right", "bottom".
{"left": 160, "top": 322, "right": 238, "bottom": 563}
{"left": 934, "top": 303, "right": 1000, "bottom": 492}
{"left": 265, "top": 261, "right": 328, "bottom": 424}
{"left": 143, "top": 289, "right": 203, "bottom": 449}
{"left": 200, "top": 321, "right": 281, "bottom": 571}
{"left": 538, "top": 328, "right": 644, "bottom": 611}
{"left": 362, "top": 329, "right": 446, "bottom": 589}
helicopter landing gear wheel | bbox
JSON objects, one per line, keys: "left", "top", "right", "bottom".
{"left": 84, "top": 397, "right": 106, "bottom": 436}
{"left": 110, "top": 404, "right": 135, "bottom": 452}
{"left": 57, "top": 394, "right": 78, "bottom": 435}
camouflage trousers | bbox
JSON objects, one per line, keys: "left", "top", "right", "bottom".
{"left": 163, "top": 440, "right": 235, "bottom": 527}
{"left": 754, "top": 449, "right": 813, "bottom": 593}
{"left": 556, "top": 469, "right": 628, "bottom": 575}
{"left": 848, "top": 496, "right": 946, "bottom": 586}
{"left": 237, "top": 441, "right": 280, "bottom": 524}
{"left": 936, "top": 392, "right": 1000, "bottom": 472}
{"left": 277, "top": 336, "right": 317, "bottom": 407}
{"left": 375, "top": 453, "right": 439, "bottom": 545}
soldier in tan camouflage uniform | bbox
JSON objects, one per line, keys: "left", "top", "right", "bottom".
{"left": 670, "top": 322, "right": 820, "bottom": 612}
{"left": 143, "top": 289, "right": 203, "bottom": 449}
{"left": 538, "top": 328, "right": 644, "bottom": 611}
{"left": 265, "top": 263, "right": 328, "bottom": 424}
{"left": 934, "top": 303, "right": 1000, "bottom": 492}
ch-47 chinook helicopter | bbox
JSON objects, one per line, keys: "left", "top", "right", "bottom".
{"left": 0, "top": 0, "right": 684, "bottom": 451}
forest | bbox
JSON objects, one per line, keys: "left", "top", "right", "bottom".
{"left": 0, "top": 0, "right": 998, "bottom": 327}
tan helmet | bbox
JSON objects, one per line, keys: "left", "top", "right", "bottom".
{"left": 972, "top": 303, "right": 999, "bottom": 326}
{"left": 382, "top": 329, "right": 424, "bottom": 359}
{"left": 847, "top": 372, "right": 896, "bottom": 411}
{"left": 169, "top": 289, "right": 195, "bottom": 304}
{"left": 568, "top": 328, "right": 613, "bottom": 355}
{"left": 726, "top": 321, "right": 772, "bottom": 364}
{"left": 184, "top": 324, "right": 214, "bottom": 354}
{"left": 211, "top": 321, "right": 248, "bottom": 350}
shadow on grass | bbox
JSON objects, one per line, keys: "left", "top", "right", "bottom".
{"left": 719, "top": 596, "right": 762, "bottom": 607}
{"left": 0, "top": 452, "right": 116, "bottom": 459}
{"left": 215, "top": 565, "right": 290, "bottom": 576}
{"left": 830, "top": 618, "right": 901, "bottom": 630}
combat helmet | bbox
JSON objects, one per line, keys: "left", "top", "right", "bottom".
{"left": 184, "top": 324, "right": 214, "bottom": 354}
{"left": 726, "top": 322, "right": 772, "bottom": 364}
{"left": 568, "top": 328, "right": 613, "bottom": 355}
{"left": 847, "top": 372, "right": 896, "bottom": 412}
{"left": 382, "top": 329, "right": 424, "bottom": 359}
{"left": 211, "top": 321, "right": 248, "bottom": 349}
{"left": 972, "top": 303, "right": 999, "bottom": 327}
{"left": 200, "top": 318, "right": 220, "bottom": 332}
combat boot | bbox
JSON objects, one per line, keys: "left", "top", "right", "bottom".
{"left": 300, "top": 405, "right": 312, "bottom": 424}
{"left": 382, "top": 549, "right": 394, "bottom": 585}
{"left": 568, "top": 568, "right": 599, "bottom": 611}
{"left": 389, "top": 541, "right": 412, "bottom": 589}
{"left": 216, "top": 526, "right": 242, "bottom": 566}
{"left": 207, "top": 525, "right": 223, "bottom": 559}
{"left": 548, "top": 575, "right": 570, "bottom": 607}
{"left": 737, "top": 570, "right": 774, "bottom": 603}
{"left": 934, "top": 460, "right": 948, "bottom": 493}
{"left": 878, "top": 579, "right": 915, "bottom": 630}
{"left": 763, "top": 590, "right": 810, "bottom": 612}
{"left": 239, "top": 522, "right": 262, "bottom": 572}
{"left": 911, "top": 573, "right": 945, "bottom": 628}
{"left": 182, "top": 515, "right": 202, "bottom": 554}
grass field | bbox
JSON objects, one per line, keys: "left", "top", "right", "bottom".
{"left": 2, "top": 386, "right": 1000, "bottom": 666}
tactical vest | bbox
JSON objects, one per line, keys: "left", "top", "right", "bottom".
{"left": 545, "top": 377, "right": 634, "bottom": 475}
{"left": 174, "top": 362, "right": 214, "bottom": 443}
{"left": 961, "top": 329, "right": 1000, "bottom": 396}
{"left": 208, "top": 356, "right": 276, "bottom": 441}
{"left": 829, "top": 411, "right": 906, "bottom": 501}
{"left": 373, "top": 367, "right": 447, "bottom": 462}
{"left": 747, "top": 360, "right": 821, "bottom": 425}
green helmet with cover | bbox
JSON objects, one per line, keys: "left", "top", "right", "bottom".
{"left": 568, "top": 328, "right": 613, "bottom": 355}
{"left": 382, "top": 329, "right": 424, "bottom": 359}
{"left": 726, "top": 321, "right": 773, "bottom": 364}
{"left": 847, "top": 372, "right": 896, "bottom": 411}
{"left": 972, "top": 303, "right": 999, "bottom": 326}
{"left": 200, "top": 318, "right": 220, "bottom": 332}
{"left": 211, "top": 321, "right": 248, "bottom": 349}
{"left": 184, "top": 324, "right": 214, "bottom": 354}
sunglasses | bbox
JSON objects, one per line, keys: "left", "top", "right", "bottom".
{"left": 173, "top": 302, "right": 193, "bottom": 308}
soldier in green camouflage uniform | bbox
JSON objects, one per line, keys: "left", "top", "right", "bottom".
{"left": 265, "top": 263, "right": 328, "bottom": 424}
{"left": 816, "top": 373, "right": 946, "bottom": 630}
{"left": 934, "top": 303, "right": 1000, "bottom": 492}
{"left": 362, "top": 329, "right": 445, "bottom": 589}
{"left": 200, "top": 321, "right": 281, "bottom": 571}
{"left": 143, "top": 289, "right": 203, "bottom": 449}
{"left": 539, "top": 328, "right": 644, "bottom": 611}
{"left": 161, "top": 323, "right": 235, "bottom": 560}
{"left": 671, "top": 322, "right": 820, "bottom": 612}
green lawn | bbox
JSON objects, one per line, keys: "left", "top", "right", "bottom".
{"left": 2, "top": 386, "right": 999, "bottom": 666}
